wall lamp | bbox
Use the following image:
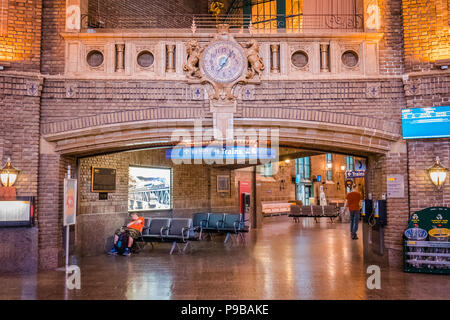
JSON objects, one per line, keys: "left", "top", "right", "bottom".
{"left": 427, "top": 157, "right": 448, "bottom": 189}
{"left": 0, "top": 157, "right": 20, "bottom": 187}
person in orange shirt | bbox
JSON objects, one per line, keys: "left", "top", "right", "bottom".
{"left": 108, "top": 213, "right": 145, "bottom": 256}
{"left": 344, "top": 184, "right": 362, "bottom": 240}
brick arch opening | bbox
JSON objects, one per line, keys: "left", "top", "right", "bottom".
{"left": 38, "top": 112, "right": 401, "bottom": 266}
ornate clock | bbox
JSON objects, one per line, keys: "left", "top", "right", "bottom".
{"left": 201, "top": 40, "right": 247, "bottom": 84}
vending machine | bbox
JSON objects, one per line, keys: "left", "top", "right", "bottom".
{"left": 241, "top": 193, "right": 251, "bottom": 222}
{"left": 403, "top": 207, "right": 449, "bottom": 274}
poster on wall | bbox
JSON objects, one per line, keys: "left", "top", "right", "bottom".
{"left": 64, "top": 178, "right": 77, "bottom": 226}
{"left": 387, "top": 174, "right": 405, "bottom": 198}
{"left": 217, "top": 175, "right": 230, "bottom": 193}
{"left": 128, "top": 166, "right": 172, "bottom": 211}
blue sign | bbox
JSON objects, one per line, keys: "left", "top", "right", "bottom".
{"left": 402, "top": 106, "right": 450, "bottom": 139}
{"left": 166, "top": 146, "right": 277, "bottom": 160}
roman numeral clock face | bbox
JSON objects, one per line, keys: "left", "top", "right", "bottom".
{"left": 201, "top": 41, "right": 246, "bottom": 84}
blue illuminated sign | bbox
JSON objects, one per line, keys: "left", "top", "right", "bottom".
{"left": 402, "top": 106, "right": 450, "bottom": 139}
{"left": 166, "top": 146, "right": 277, "bottom": 160}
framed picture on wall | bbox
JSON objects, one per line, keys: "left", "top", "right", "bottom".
{"left": 217, "top": 175, "right": 230, "bottom": 193}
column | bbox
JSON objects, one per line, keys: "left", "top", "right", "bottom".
{"left": 320, "top": 43, "right": 329, "bottom": 72}
{"left": 270, "top": 44, "right": 280, "bottom": 73}
{"left": 115, "top": 44, "right": 125, "bottom": 72}
{"left": 167, "top": 44, "right": 175, "bottom": 73}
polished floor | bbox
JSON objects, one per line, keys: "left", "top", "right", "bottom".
{"left": 1, "top": 217, "right": 449, "bottom": 300}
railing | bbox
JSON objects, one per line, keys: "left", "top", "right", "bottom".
{"left": 83, "top": 13, "right": 364, "bottom": 32}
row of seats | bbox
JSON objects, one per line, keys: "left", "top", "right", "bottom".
{"left": 289, "top": 205, "right": 340, "bottom": 223}
{"left": 139, "top": 217, "right": 197, "bottom": 254}
{"left": 137, "top": 214, "right": 249, "bottom": 254}
{"left": 193, "top": 213, "right": 249, "bottom": 243}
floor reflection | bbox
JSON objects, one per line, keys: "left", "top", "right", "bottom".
{"left": 0, "top": 216, "right": 449, "bottom": 299}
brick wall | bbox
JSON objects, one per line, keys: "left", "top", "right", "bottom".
{"left": 0, "top": 75, "right": 41, "bottom": 197}
{"left": 378, "top": 0, "right": 405, "bottom": 76}
{"left": 40, "top": 79, "right": 406, "bottom": 128}
{"left": 402, "top": 0, "right": 450, "bottom": 72}
{"left": 0, "top": 75, "right": 41, "bottom": 273}
{"left": 408, "top": 139, "right": 450, "bottom": 212}
{"left": 40, "top": 0, "right": 65, "bottom": 75}
{"left": 0, "top": 0, "right": 42, "bottom": 72}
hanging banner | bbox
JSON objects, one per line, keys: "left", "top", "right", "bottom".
{"left": 64, "top": 178, "right": 77, "bottom": 226}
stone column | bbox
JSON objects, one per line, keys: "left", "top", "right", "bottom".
{"left": 167, "top": 44, "right": 175, "bottom": 73}
{"left": 320, "top": 43, "right": 329, "bottom": 72}
{"left": 270, "top": 44, "right": 280, "bottom": 73}
{"left": 115, "top": 44, "right": 125, "bottom": 72}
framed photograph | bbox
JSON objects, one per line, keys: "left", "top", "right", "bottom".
{"left": 217, "top": 175, "right": 230, "bottom": 193}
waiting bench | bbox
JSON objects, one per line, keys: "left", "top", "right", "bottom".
{"left": 139, "top": 217, "right": 198, "bottom": 254}
{"left": 261, "top": 201, "right": 292, "bottom": 217}
{"left": 193, "top": 212, "right": 249, "bottom": 244}
{"left": 289, "top": 205, "right": 340, "bottom": 223}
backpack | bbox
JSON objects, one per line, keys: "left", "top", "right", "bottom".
{"left": 115, "top": 230, "right": 130, "bottom": 255}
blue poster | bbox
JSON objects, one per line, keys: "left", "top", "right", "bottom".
{"left": 402, "top": 106, "right": 450, "bottom": 139}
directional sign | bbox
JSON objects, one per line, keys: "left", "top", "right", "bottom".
{"left": 356, "top": 159, "right": 366, "bottom": 171}
{"left": 346, "top": 170, "right": 365, "bottom": 179}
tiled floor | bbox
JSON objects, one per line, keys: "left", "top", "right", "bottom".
{"left": 0, "top": 217, "right": 449, "bottom": 300}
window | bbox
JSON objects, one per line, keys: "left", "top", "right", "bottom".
{"left": 295, "top": 156, "right": 310, "bottom": 181}
{"left": 246, "top": 0, "right": 361, "bottom": 31}
{"left": 263, "top": 162, "right": 273, "bottom": 176}
{"left": 128, "top": 166, "right": 171, "bottom": 211}
{"left": 251, "top": 0, "right": 277, "bottom": 30}
{"left": 326, "top": 153, "right": 333, "bottom": 181}
{"left": 250, "top": 0, "right": 303, "bottom": 31}
{"left": 286, "top": 0, "right": 303, "bottom": 30}
{"left": 346, "top": 156, "right": 354, "bottom": 171}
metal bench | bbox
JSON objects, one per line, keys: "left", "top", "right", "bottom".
{"left": 139, "top": 217, "right": 198, "bottom": 254}
{"left": 193, "top": 212, "right": 249, "bottom": 244}
{"left": 289, "top": 205, "right": 340, "bottom": 223}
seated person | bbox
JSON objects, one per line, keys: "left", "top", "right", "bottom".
{"left": 108, "top": 213, "right": 145, "bottom": 256}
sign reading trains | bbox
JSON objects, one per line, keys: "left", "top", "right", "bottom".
{"left": 91, "top": 167, "right": 116, "bottom": 192}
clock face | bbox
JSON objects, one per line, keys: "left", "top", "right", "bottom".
{"left": 201, "top": 41, "right": 246, "bottom": 84}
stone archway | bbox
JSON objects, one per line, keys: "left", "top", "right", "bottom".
{"left": 38, "top": 108, "right": 403, "bottom": 268}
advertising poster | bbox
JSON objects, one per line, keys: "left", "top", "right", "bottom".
{"left": 64, "top": 178, "right": 77, "bottom": 226}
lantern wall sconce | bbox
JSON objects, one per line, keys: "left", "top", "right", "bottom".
{"left": 0, "top": 157, "right": 20, "bottom": 187}
{"left": 427, "top": 156, "right": 448, "bottom": 189}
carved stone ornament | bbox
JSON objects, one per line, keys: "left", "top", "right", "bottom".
{"left": 183, "top": 39, "right": 204, "bottom": 79}
{"left": 183, "top": 24, "right": 264, "bottom": 105}
{"left": 242, "top": 39, "right": 265, "bottom": 79}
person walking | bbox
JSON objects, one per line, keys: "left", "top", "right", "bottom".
{"left": 344, "top": 184, "right": 362, "bottom": 240}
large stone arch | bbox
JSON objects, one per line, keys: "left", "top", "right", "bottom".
{"left": 38, "top": 108, "right": 403, "bottom": 267}
{"left": 42, "top": 108, "right": 400, "bottom": 156}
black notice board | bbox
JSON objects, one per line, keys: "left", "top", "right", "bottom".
{"left": 91, "top": 167, "right": 116, "bottom": 192}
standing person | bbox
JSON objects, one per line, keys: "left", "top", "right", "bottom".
{"left": 344, "top": 184, "right": 362, "bottom": 240}
{"left": 108, "top": 213, "right": 145, "bottom": 256}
